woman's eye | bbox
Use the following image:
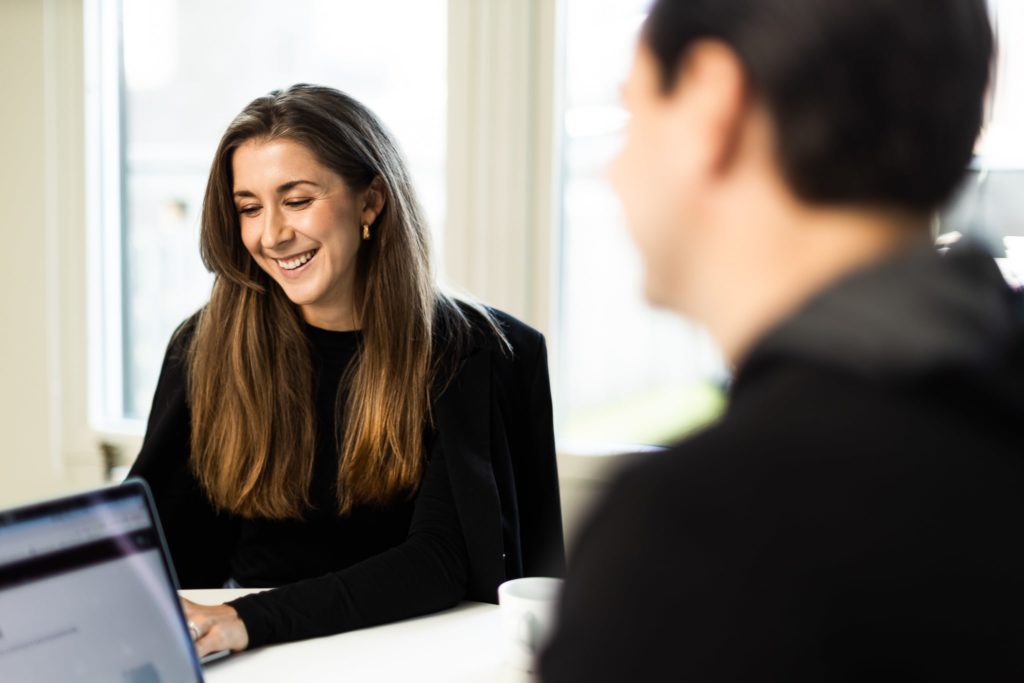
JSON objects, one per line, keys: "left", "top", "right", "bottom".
{"left": 285, "top": 198, "right": 313, "bottom": 209}
{"left": 238, "top": 205, "right": 261, "bottom": 216}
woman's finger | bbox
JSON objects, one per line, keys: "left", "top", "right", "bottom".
{"left": 177, "top": 599, "right": 248, "bottom": 654}
{"left": 195, "top": 627, "right": 223, "bottom": 658}
{"left": 196, "top": 622, "right": 242, "bottom": 657}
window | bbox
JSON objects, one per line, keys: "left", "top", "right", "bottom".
{"left": 977, "top": 0, "right": 1024, "bottom": 166}
{"left": 95, "top": 0, "right": 1012, "bottom": 453}
{"left": 88, "top": 0, "right": 447, "bottom": 427}
{"left": 556, "top": 0, "right": 727, "bottom": 447}
{"left": 941, "top": 0, "right": 1024, "bottom": 288}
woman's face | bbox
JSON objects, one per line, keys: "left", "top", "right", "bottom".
{"left": 233, "top": 138, "right": 381, "bottom": 329}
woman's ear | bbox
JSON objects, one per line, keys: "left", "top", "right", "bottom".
{"left": 362, "top": 176, "right": 388, "bottom": 225}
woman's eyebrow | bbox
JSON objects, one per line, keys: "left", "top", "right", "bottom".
{"left": 276, "top": 179, "right": 321, "bottom": 193}
{"left": 232, "top": 180, "right": 322, "bottom": 199}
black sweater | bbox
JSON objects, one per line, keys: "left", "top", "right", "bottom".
{"left": 540, "top": 244, "right": 1024, "bottom": 681}
{"left": 229, "top": 325, "right": 418, "bottom": 588}
{"left": 129, "top": 305, "right": 564, "bottom": 649}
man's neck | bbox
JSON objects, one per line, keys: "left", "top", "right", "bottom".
{"left": 698, "top": 202, "right": 931, "bottom": 368}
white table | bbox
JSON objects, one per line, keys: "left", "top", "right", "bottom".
{"left": 180, "top": 589, "right": 531, "bottom": 683}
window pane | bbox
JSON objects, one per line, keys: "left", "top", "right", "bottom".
{"left": 977, "top": 0, "right": 1024, "bottom": 165}
{"left": 558, "top": 0, "right": 727, "bottom": 447}
{"left": 941, "top": 0, "right": 1024, "bottom": 288}
{"left": 117, "top": 0, "right": 447, "bottom": 419}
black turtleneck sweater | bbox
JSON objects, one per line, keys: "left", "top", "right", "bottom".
{"left": 129, "top": 320, "right": 469, "bottom": 648}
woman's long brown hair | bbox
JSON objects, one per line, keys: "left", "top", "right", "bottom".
{"left": 189, "top": 84, "right": 499, "bottom": 518}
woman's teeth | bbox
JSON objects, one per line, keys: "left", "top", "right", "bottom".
{"left": 277, "top": 250, "right": 317, "bottom": 271}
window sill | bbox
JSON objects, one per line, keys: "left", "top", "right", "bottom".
{"left": 556, "top": 439, "right": 663, "bottom": 484}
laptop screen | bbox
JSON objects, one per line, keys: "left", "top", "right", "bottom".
{"left": 0, "top": 482, "right": 204, "bottom": 682}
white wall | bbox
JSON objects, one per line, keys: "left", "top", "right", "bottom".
{"left": 0, "top": 0, "right": 104, "bottom": 508}
{"left": 0, "top": 0, "right": 58, "bottom": 506}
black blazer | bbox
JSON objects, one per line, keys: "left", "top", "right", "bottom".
{"left": 438, "top": 305, "right": 566, "bottom": 598}
{"left": 130, "top": 304, "right": 565, "bottom": 604}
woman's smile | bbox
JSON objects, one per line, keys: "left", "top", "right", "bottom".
{"left": 274, "top": 248, "right": 319, "bottom": 276}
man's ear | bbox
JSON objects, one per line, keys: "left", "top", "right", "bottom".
{"left": 666, "top": 40, "right": 749, "bottom": 175}
{"left": 362, "top": 176, "right": 388, "bottom": 224}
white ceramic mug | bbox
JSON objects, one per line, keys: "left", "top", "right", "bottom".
{"left": 497, "top": 576, "right": 564, "bottom": 674}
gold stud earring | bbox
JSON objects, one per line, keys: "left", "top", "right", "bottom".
{"left": 362, "top": 223, "right": 371, "bottom": 241}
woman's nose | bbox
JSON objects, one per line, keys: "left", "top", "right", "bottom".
{"left": 260, "top": 205, "right": 294, "bottom": 250}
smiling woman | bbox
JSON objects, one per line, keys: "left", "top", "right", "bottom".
{"left": 127, "top": 85, "right": 565, "bottom": 656}
{"left": 189, "top": 85, "right": 443, "bottom": 520}
{"left": 232, "top": 141, "right": 378, "bottom": 331}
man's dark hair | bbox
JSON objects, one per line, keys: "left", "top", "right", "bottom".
{"left": 643, "top": 0, "right": 993, "bottom": 212}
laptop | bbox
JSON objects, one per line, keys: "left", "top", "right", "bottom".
{"left": 0, "top": 480, "right": 207, "bottom": 682}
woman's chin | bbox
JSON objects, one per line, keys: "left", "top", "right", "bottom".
{"left": 275, "top": 280, "right": 323, "bottom": 307}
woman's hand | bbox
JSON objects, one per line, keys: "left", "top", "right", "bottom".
{"left": 181, "top": 597, "right": 250, "bottom": 657}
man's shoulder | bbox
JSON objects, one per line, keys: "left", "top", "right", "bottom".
{"left": 603, "top": 355, "right": 1024, "bottom": 537}
{"left": 595, "top": 363, "right": 920, "bottom": 518}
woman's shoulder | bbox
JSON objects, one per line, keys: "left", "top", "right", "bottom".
{"left": 444, "top": 298, "right": 545, "bottom": 361}
{"left": 162, "top": 308, "right": 204, "bottom": 368}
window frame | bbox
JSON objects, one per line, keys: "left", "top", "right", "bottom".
{"left": 85, "top": 0, "right": 137, "bottom": 437}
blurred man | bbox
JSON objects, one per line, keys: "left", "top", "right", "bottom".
{"left": 541, "top": 0, "right": 1024, "bottom": 680}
